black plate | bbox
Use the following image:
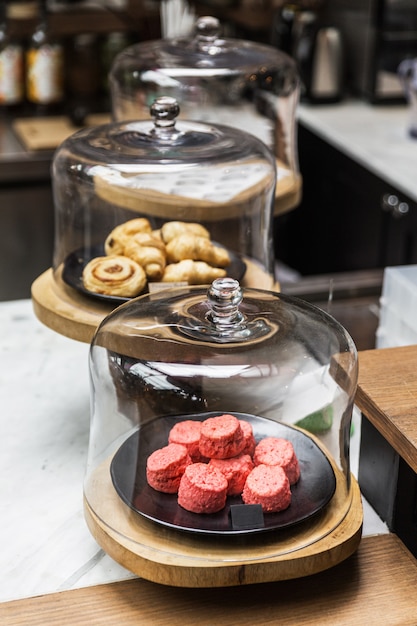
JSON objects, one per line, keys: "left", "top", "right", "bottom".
{"left": 110, "top": 412, "right": 336, "bottom": 536}
{"left": 62, "top": 245, "right": 247, "bottom": 305}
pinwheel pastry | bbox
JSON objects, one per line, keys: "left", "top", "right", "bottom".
{"left": 82, "top": 255, "right": 147, "bottom": 297}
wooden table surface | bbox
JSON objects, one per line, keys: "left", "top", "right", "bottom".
{"left": 2, "top": 535, "right": 417, "bottom": 625}
{"left": 357, "top": 345, "right": 417, "bottom": 474}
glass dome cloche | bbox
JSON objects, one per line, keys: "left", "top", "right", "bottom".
{"left": 84, "top": 277, "right": 361, "bottom": 587}
{"left": 51, "top": 96, "right": 277, "bottom": 306}
{"left": 109, "top": 16, "right": 300, "bottom": 208}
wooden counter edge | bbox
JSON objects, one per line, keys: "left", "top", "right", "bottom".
{"left": 357, "top": 345, "right": 417, "bottom": 474}
{"left": 2, "top": 535, "right": 417, "bottom": 625}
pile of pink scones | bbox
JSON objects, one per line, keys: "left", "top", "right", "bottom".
{"left": 146, "top": 413, "right": 300, "bottom": 515}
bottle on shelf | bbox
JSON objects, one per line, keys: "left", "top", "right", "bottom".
{"left": 0, "top": 0, "right": 25, "bottom": 113}
{"left": 99, "top": 31, "right": 131, "bottom": 109}
{"left": 26, "top": 0, "right": 65, "bottom": 114}
{"left": 66, "top": 32, "right": 100, "bottom": 125}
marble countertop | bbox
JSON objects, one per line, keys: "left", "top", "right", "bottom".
{"left": 298, "top": 100, "right": 417, "bottom": 203}
{"left": 0, "top": 299, "right": 388, "bottom": 604}
{"left": 0, "top": 300, "right": 136, "bottom": 604}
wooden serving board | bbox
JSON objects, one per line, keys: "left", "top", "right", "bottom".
{"left": 32, "top": 263, "right": 279, "bottom": 344}
{"left": 12, "top": 114, "right": 111, "bottom": 151}
{"left": 276, "top": 168, "right": 302, "bottom": 216}
{"left": 94, "top": 160, "right": 301, "bottom": 219}
{"left": 3, "top": 535, "right": 416, "bottom": 625}
{"left": 83, "top": 449, "right": 362, "bottom": 588}
{"left": 31, "top": 268, "right": 115, "bottom": 344}
{"left": 93, "top": 165, "right": 274, "bottom": 222}
{"left": 12, "top": 115, "right": 301, "bottom": 215}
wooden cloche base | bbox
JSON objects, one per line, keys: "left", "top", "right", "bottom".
{"left": 33, "top": 262, "right": 362, "bottom": 587}
{"left": 12, "top": 114, "right": 302, "bottom": 219}
{"left": 84, "top": 454, "right": 363, "bottom": 588}
{"left": 32, "top": 268, "right": 115, "bottom": 344}
{"left": 32, "top": 261, "right": 280, "bottom": 344}
{"left": 93, "top": 162, "right": 301, "bottom": 221}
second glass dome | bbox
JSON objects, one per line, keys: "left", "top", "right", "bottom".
{"left": 51, "top": 96, "right": 277, "bottom": 305}
{"left": 109, "top": 16, "right": 300, "bottom": 177}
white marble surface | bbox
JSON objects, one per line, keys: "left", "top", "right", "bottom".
{"left": 0, "top": 299, "right": 387, "bottom": 605}
{"left": 0, "top": 300, "right": 135, "bottom": 604}
{"left": 298, "top": 100, "right": 417, "bottom": 203}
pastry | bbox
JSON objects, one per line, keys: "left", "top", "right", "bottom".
{"left": 253, "top": 437, "right": 300, "bottom": 485}
{"left": 242, "top": 464, "right": 291, "bottom": 513}
{"left": 161, "top": 259, "right": 226, "bottom": 284}
{"left": 123, "top": 232, "right": 167, "bottom": 280}
{"left": 146, "top": 443, "right": 192, "bottom": 494}
{"left": 199, "top": 414, "right": 245, "bottom": 460}
{"left": 168, "top": 419, "right": 204, "bottom": 463}
{"left": 151, "top": 228, "right": 163, "bottom": 240}
{"left": 209, "top": 453, "right": 254, "bottom": 496}
{"left": 161, "top": 221, "right": 210, "bottom": 243}
{"left": 239, "top": 419, "right": 257, "bottom": 457}
{"left": 82, "top": 255, "right": 146, "bottom": 296}
{"left": 104, "top": 218, "right": 152, "bottom": 255}
{"left": 178, "top": 462, "right": 228, "bottom": 514}
{"left": 166, "top": 234, "right": 230, "bottom": 267}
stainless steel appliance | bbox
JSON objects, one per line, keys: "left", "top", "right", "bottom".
{"left": 323, "top": 0, "right": 417, "bottom": 103}
{"left": 292, "top": 11, "right": 344, "bottom": 103}
{"left": 272, "top": 7, "right": 344, "bottom": 103}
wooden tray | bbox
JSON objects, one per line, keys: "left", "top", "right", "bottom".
{"left": 275, "top": 168, "right": 302, "bottom": 216}
{"left": 84, "top": 450, "right": 362, "bottom": 587}
{"left": 32, "top": 262, "right": 279, "bottom": 344}
{"left": 94, "top": 160, "right": 301, "bottom": 219}
{"left": 12, "top": 115, "right": 301, "bottom": 216}
{"left": 12, "top": 114, "right": 111, "bottom": 151}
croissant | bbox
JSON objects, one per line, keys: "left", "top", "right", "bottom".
{"left": 166, "top": 234, "right": 230, "bottom": 267}
{"left": 161, "top": 221, "right": 210, "bottom": 243}
{"left": 82, "top": 255, "right": 147, "bottom": 296}
{"left": 162, "top": 260, "right": 226, "bottom": 284}
{"left": 124, "top": 232, "right": 167, "bottom": 280}
{"left": 104, "top": 218, "right": 152, "bottom": 255}
{"left": 151, "top": 228, "right": 163, "bottom": 241}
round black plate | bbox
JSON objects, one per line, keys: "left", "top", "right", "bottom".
{"left": 62, "top": 245, "right": 247, "bottom": 305}
{"left": 110, "top": 412, "right": 336, "bottom": 536}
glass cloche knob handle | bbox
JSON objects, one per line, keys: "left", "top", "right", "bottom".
{"left": 150, "top": 97, "right": 180, "bottom": 138}
{"left": 195, "top": 16, "right": 220, "bottom": 40}
{"left": 194, "top": 16, "right": 221, "bottom": 53}
{"left": 206, "top": 278, "right": 245, "bottom": 328}
{"left": 177, "top": 278, "right": 272, "bottom": 343}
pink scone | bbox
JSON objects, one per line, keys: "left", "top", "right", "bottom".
{"left": 199, "top": 413, "right": 245, "bottom": 459}
{"left": 239, "top": 419, "right": 256, "bottom": 457}
{"left": 168, "top": 419, "right": 203, "bottom": 462}
{"left": 146, "top": 443, "right": 192, "bottom": 494}
{"left": 242, "top": 464, "right": 291, "bottom": 513}
{"left": 209, "top": 453, "right": 254, "bottom": 496}
{"left": 253, "top": 437, "right": 300, "bottom": 484}
{"left": 178, "top": 463, "right": 228, "bottom": 514}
